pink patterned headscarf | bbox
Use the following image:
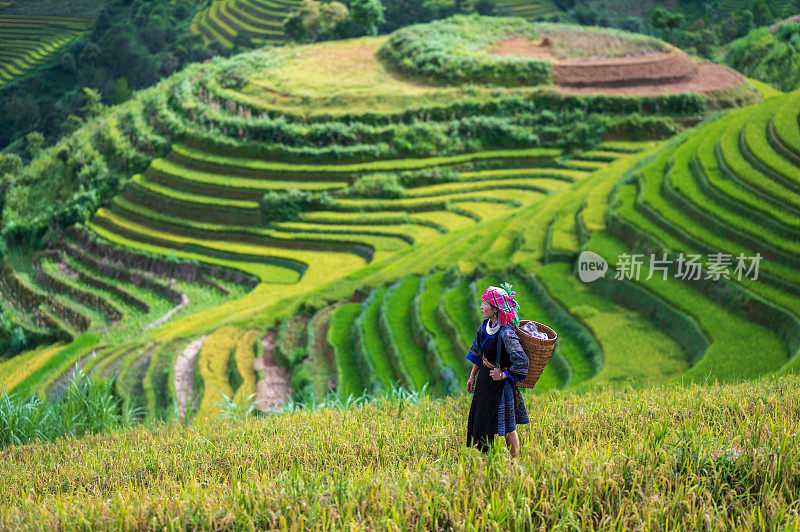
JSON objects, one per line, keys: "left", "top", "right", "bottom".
{"left": 482, "top": 282, "right": 520, "bottom": 327}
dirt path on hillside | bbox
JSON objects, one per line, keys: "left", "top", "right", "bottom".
{"left": 254, "top": 330, "right": 291, "bottom": 412}
{"left": 174, "top": 335, "right": 208, "bottom": 420}
{"left": 141, "top": 293, "right": 190, "bottom": 332}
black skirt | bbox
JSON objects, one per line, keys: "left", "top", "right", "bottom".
{"left": 466, "top": 364, "right": 530, "bottom": 453}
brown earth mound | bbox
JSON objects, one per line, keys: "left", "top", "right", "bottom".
{"left": 555, "top": 62, "right": 746, "bottom": 96}
{"left": 490, "top": 37, "right": 745, "bottom": 95}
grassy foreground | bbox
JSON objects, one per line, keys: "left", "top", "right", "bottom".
{"left": 1, "top": 376, "right": 799, "bottom": 529}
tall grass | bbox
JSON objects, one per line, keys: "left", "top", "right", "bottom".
{"left": 0, "top": 369, "right": 140, "bottom": 447}
{"left": 1, "top": 376, "right": 798, "bottom": 528}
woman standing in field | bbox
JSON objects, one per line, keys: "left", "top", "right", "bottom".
{"left": 466, "top": 283, "right": 530, "bottom": 457}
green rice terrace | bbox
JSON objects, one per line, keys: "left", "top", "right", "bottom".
{"left": 0, "top": 15, "right": 795, "bottom": 422}
{"left": 0, "top": 15, "right": 91, "bottom": 87}
{"left": 191, "top": 0, "right": 303, "bottom": 48}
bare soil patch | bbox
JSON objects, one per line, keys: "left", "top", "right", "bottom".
{"left": 489, "top": 37, "right": 745, "bottom": 95}
{"left": 490, "top": 37, "right": 556, "bottom": 59}
{"left": 254, "top": 330, "right": 290, "bottom": 412}
{"left": 174, "top": 335, "right": 208, "bottom": 420}
{"left": 554, "top": 62, "right": 746, "bottom": 96}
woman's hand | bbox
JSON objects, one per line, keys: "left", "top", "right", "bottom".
{"left": 489, "top": 368, "right": 505, "bottom": 381}
{"left": 467, "top": 376, "right": 476, "bottom": 393}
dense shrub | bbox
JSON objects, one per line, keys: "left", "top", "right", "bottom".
{"left": 260, "top": 189, "right": 334, "bottom": 224}
{"left": 349, "top": 173, "right": 406, "bottom": 198}
{"left": 398, "top": 167, "right": 459, "bottom": 187}
{"left": 725, "top": 24, "right": 800, "bottom": 92}
{"left": 379, "top": 16, "right": 552, "bottom": 86}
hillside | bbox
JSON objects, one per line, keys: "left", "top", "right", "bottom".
{"left": 1, "top": 375, "right": 798, "bottom": 528}
{"left": 724, "top": 20, "right": 800, "bottom": 91}
{"left": 0, "top": 16, "right": 789, "bottom": 420}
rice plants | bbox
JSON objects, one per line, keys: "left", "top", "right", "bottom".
{"left": 327, "top": 303, "right": 363, "bottom": 399}
{"left": 380, "top": 278, "right": 432, "bottom": 391}
{"left": 587, "top": 232, "right": 787, "bottom": 382}
{"left": 197, "top": 326, "right": 247, "bottom": 418}
{"left": 354, "top": 287, "right": 398, "bottom": 390}
{"left": 717, "top": 109, "right": 800, "bottom": 211}
{"left": 441, "top": 277, "right": 477, "bottom": 355}
{"left": 694, "top": 117, "right": 800, "bottom": 233}
{"left": 741, "top": 98, "right": 800, "bottom": 191}
{"left": 636, "top": 137, "right": 800, "bottom": 285}
{"left": 9, "top": 334, "right": 100, "bottom": 397}
{"left": 417, "top": 272, "right": 468, "bottom": 382}
{"left": 536, "top": 262, "right": 686, "bottom": 388}
{"left": 171, "top": 143, "right": 560, "bottom": 177}
{"left": 770, "top": 90, "right": 800, "bottom": 158}
{"left": 305, "top": 305, "right": 339, "bottom": 398}
{"left": 233, "top": 330, "right": 262, "bottom": 405}
{"left": 0, "top": 342, "right": 66, "bottom": 395}
{"left": 0, "top": 16, "right": 90, "bottom": 87}
{"left": 3, "top": 376, "right": 799, "bottom": 528}
{"left": 664, "top": 120, "right": 800, "bottom": 260}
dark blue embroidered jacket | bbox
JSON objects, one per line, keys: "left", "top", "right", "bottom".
{"left": 466, "top": 319, "right": 529, "bottom": 382}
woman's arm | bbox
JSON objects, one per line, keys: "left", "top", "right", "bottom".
{"left": 501, "top": 328, "right": 529, "bottom": 382}
{"left": 467, "top": 364, "right": 479, "bottom": 392}
{"left": 465, "top": 320, "right": 485, "bottom": 366}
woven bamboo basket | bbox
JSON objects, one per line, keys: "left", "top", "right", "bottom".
{"left": 515, "top": 320, "right": 557, "bottom": 389}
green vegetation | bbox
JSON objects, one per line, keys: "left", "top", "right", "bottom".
{"left": 725, "top": 22, "right": 800, "bottom": 92}
{"left": 197, "top": 326, "right": 245, "bottom": 417}
{"left": 0, "top": 0, "right": 222, "bottom": 152}
{"left": 380, "top": 16, "right": 666, "bottom": 85}
{"left": 192, "top": 0, "right": 304, "bottom": 49}
{"left": 1, "top": 368, "right": 137, "bottom": 448}
{"left": 0, "top": 15, "right": 90, "bottom": 88}
{"left": 354, "top": 287, "right": 398, "bottom": 390}
{"left": 327, "top": 303, "right": 363, "bottom": 398}
{"left": 1, "top": 17, "right": 797, "bottom": 439}
{"left": 2, "top": 376, "right": 800, "bottom": 528}
{"left": 380, "top": 278, "right": 432, "bottom": 391}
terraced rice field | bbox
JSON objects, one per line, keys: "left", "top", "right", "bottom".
{"left": 494, "top": 0, "right": 559, "bottom": 20}
{"left": 0, "top": 15, "right": 90, "bottom": 86}
{"left": 190, "top": 0, "right": 300, "bottom": 48}
{"left": 2, "top": 24, "right": 794, "bottom": 422}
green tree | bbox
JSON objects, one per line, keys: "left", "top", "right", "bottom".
{"left": 110, "top": 78, "right": 132, "bottom": 105}
{"left": 62, "top": 115, "right": 85, "bottom": 134}
{"left": 284, "top": 0, "right": 349, "bottom": 42}
{"left": 0, "top": 153, "right": 21, "bottom": 215}
{"left": 25, "top": 131, "right": 45, "bottom": 160}
{"left": 739, "top": 10, "right": 754, "bottom": 37}
{"left": 474, "top": 0, "right": 495, "bottom": 16}
{"left": 652, "top": 7, "right": 684, "bottom": 41}
{"left": 81, "top": 88, "right": 105, "bottom": 118}
{"left": 350, "top": 0, "right": 386, "bottom": 36}
{"left": 60, "top": 51, "right": 77, "bottom": 73}
{"left": 750, "top": 0, "right": 772, "bottom": 26}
